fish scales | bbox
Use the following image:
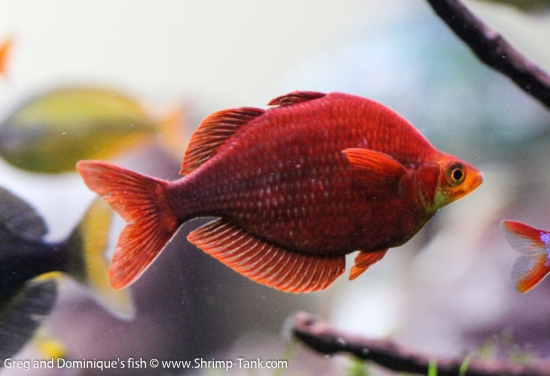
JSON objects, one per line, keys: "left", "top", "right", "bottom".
{"left": 77, "top": 91, "right": 483, "bottom": 292}
{"left": 172, "top": 93, "right": 437, "bottom": 254}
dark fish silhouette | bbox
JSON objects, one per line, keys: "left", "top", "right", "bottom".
{"left": 0, "top": 187, "right": 134, "bottom": 360}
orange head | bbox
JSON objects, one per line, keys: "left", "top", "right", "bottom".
{"left": 432, "top": 156, "right": 483, "bottom": 209}
{"left": 415, "top": 155, "right": 483, "bottom": 213}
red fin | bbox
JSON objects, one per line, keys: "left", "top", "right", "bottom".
{"left": 267, "top": 91, "right": 326, "bottom": 107}
{"left": 180, "top": 107, "right": 264, "bottom": 174}
{"left": 188, "top": 219, "right": 345, "bottom": 293}
{"left": 501, "top": 220, "right": 550, "bottom": 293}
{"left": 77, "top": 160, "right": 179, "bottom": 290}
{"left": 501, "top": 220, "right": 547, "bottom": 252}
{"left": 349, "top": 249, "right": 387, "bottom": 280}
{"left": 342, "top": 148, "right": 407, "bottom": 197}
{"left": 513, "top": 254, "right": 550, "bottom": 293}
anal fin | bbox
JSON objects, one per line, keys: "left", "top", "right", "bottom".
{"left": 188, "top": 219, "right": 345, "bottom": 293}
{"left": 349, "top": 249, "right": 387, "bottom": 280}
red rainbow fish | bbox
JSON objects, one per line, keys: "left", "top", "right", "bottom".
{"left": 501, "top": 220, "right": 550, "bottom": 293}
{"left": 78, "top": 91, "right": 483, "bottom": 292}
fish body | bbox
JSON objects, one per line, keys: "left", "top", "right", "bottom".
{"left": 501, "top": 220, "right": 550, "bottom": 293}
{"left": 78, "top": 91, "right": 483, "bottom": 292}
{"left": 0, "top": 187, "right": 135, "bottom": 361}
{"left": 0, "top": 87, "right": 185, "bottom": 173}
{"left": 0, "top": 234, "right": 65, "bottom": 297}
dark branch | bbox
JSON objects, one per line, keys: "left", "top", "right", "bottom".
{"left": 292, "top": 311, "right": 550, "bottom": 376}
{"left": 425, "top": 0, "right": 550, "bottom": 109}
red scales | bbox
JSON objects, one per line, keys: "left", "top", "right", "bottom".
{"left": 78, "top": 91, "right": 483, "bottom": 292}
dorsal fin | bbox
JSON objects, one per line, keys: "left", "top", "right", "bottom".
{"left": 180, "top": 107, "right": 264, "bottom": 174}
{"left": 267, "top": 91, "right": 326, "bottom": 107}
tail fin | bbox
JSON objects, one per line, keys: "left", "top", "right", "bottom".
{"left": 76, "top": 160, "right": 179, "bottom": 290}
{"left": 65, "top": 198, "right": 135, "bottom": 319}
{"left": 501, "top": 220, "right": 550, "bottom": 293}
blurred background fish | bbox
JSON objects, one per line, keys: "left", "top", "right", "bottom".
{"left": 0, "top": 87, "right": 187, "bottom": 173}
{"left": 0, "top": 187, "right": 134, "bottom": 363}
{"left": 501, "top": 220, "right": 550, "bottom": 293}
{"left": 0, "top": 38, "right": 11, "bottom": 77}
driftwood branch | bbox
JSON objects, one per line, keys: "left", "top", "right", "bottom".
{"left": 425, "top": 0, "right": 550, "bottom": 109}
{"left": 292, "top": 311, "right": 550, "bottom": 376}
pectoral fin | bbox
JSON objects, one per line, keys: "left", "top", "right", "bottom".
{"left": 342, "top": 148, "right": 407, "bottom": 197}
{"left": 349, "top": 249, "right": 388, "bottom": 280}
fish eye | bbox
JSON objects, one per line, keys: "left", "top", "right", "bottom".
{"left": 447, "top": 165, "right": 465, "bottom": 185}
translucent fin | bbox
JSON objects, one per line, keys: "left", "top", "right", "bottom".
{"left": 77, "top": 160, "right": 179, "bottom": 290}
{"left": 0, "top": 187, "right": 47, "bottom": 240}
{"left": 342, "top": 148, "right": 407, "bottom": 197}
{"left": 349, "top": 249, "right": 388, "bottom": 280}
{"left": 0, "top": 277, "right": 57, "bottom": 363}
{"left": 267, "top": 91, "right": 326, "bottom": 107}
{"left": 180, "top": 107, "right": 264, "bottom": 174}
{"left": 188, "top": 219, "right": 345, "bottom": 293}
{"left": 65, "top": 198, "right": 135, "bottom": 319}
{"left": 501, "top": 220, "right": 550, "bottom": 293}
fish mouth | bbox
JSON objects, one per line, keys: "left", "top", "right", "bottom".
{"left": 457, "top": 168, "right": 483, "bottom": 199}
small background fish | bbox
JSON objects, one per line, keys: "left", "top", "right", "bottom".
{"left": 0, "top": 87, "right": 187, "bottom": 173}
{"left": 0, "top": 187, "right": 134, "bottom": 361}
{"left": 501, "top": 220, "right": 550, "bottom": 293}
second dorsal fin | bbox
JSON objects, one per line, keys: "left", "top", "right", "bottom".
{"left": 180, "top": 107, "right": 264, "bottom": 174}
{"left": 268, "top": 91, "right": 326, "bottom": 107}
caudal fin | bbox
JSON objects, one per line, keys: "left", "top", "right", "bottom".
{"left": 64, "top": 198, "right": 135, "bottom": 319}
{"left": 501, "top": 220, "right": 550, "bottom": 293}
{"left": 77, "top": 160, "right": 179, "bottom": 290}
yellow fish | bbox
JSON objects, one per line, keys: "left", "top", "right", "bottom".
{"left": 0, "top": 87, "right": 186, "bottom": 173}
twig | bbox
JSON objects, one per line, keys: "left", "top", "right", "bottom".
{"left": 425, "top": 0, "right": 550, "bottom": 109}
{"left": 292, "top": 311, "right": 550, "bottom": 376}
